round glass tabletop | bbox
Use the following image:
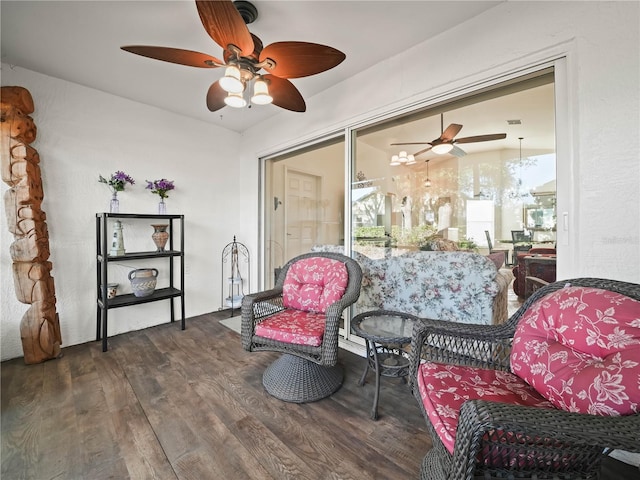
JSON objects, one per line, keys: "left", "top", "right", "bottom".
{"left": 352, "top": 311, "right": 418, "bottom": 343}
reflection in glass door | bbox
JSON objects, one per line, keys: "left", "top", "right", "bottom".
{"left": 351, "top": 71, "right": 556, "bottom": 267}
{"left": 263, "top": 137, "right": 346, "bottom": 290}
{"left": 262, "top": 68, "right": 556, "bottom": 348}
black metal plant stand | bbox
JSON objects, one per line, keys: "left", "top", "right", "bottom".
{"left": 220, "top": 236, "right": 250, "bottom": 317}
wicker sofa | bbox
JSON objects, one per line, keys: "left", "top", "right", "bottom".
{"left": 311, "top": 245, "right": 512, "bottom": 325}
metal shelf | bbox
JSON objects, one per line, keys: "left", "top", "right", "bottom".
{"left": 97, "top": 287, "right": 182, "bottom": 309}
{"left": 96, "top": 213, "right": 185, "bottom": 352}
{"left": 98, "top": 250, "right": 182, "bottom": 261}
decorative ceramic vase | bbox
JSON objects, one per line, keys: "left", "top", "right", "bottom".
{"left": 151, "top": 224, "right": 169, "bottom": 252}
{"left": 128, "top": 268, "right": 158, "bottom": 297}
{"left": 110, "top": 192, "right": 119, "bottom": 213}
{"left": 158, "top": 199, "right": 166, "bottom": 215}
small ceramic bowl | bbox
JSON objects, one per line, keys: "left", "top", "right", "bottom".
{"left": 102, "top": 283, "right": 119, "bottom": 299}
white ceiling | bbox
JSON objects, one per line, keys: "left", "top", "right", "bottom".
{"left": 1, "top": 0, "right": 503, "bottom": 133}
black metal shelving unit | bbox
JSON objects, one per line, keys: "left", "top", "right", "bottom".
{"left": 96, "top": 213, "right": 185, "bottom": 352}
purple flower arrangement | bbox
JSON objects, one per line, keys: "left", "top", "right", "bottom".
{"left": 99, "top": 171, "right": 135, "bottom": 192}
{"left": 146, "top": 179, "right": 175, "bottom": 199}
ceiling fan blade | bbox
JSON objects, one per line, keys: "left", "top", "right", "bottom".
{"left": 451, "top": 145, "right": 467, "bottom": 157}
{"left": 196, "top": 0, "right": 254, "bottom": 56}
{"left": 260, "top": 42, "right": 345, "bottom": 79}
{"left": 264, "top": 75, "right": 306, "bottom": 112}
{"left": 121, "top": 46, "right": 223, "bottom": 68}
{"left": 455, "top": 133, "right": 507, "bottom": 144}
{"left": 390, "top": 142, "right": 433, "bottom": 146}
{"left": 412, "top": 146, "right": 433, "bottom": 157}
{"left": 206, "top": 80, "right": 227, "bottom": 111}
{"left": 440, "top": 123, "right": 463, "bottom": 142}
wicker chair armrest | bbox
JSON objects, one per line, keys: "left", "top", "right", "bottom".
{"left": 525, "top": 276, "right": 549, "bottom": 288}
{"left": 242, "top": 289, "right": 286, "bottom": 321}
{"left": 409, "top": 319, "right": 516, "bottom": 385}
{"left": 240, "top": 289, "right": 285, "bottom": 350}
{"left": 451, "top": 400, "right": 640, "bottom": 480}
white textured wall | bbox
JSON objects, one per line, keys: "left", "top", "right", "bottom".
{"left": 1, "top": 66, "right": 243, "bottom": 361}
{"left": 240, "top": 1, "right": 640, "bottom": 286}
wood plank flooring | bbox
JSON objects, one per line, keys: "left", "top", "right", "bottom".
{"left": 2, "top": 311, "right": 431, "bottom": 480}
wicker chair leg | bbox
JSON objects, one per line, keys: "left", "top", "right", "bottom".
{"left": 262, "top": 354, "right": 343, "bottom": 403}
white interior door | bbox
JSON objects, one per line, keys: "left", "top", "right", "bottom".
{"left": 285, "top": 170, "right": 320, "bottom": 261}
{"left": 466, "top": 199, "right": 495, "bottom": 246}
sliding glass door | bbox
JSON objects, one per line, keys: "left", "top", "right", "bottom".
{"left": 262, "top": 68, "right": 557, "bottom": 345}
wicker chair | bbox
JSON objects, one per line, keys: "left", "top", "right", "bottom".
{"left": 241, "top": 252, "right": 362, "bottom": 403}
{"left": 409, "top": 278, "right": 640, "bottom": 480}
{"left": 511, "top": 247, "right": 557, "bottom": 298}
{"left": 484, "top": 230, "right": 510, "bottom": 267}
{"left": 511, "top": 229, "right": 534, "bottom": 263}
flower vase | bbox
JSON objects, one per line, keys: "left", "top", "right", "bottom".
{"left": 158, "top": 199, "right": 166, "bottom": 215}
{"left": 128, "top": 268, "right": 158, "bottom": 297}
{"left": 110, "top": 192, "right": 119, "bottom": 213}
{"left": 151, "top": 224, "right": 169, "bottom": 252}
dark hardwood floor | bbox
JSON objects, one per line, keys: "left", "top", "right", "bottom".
{"left": 2, "top": 311, "right": 431, "bottom": 480}
{"left": 4, "top": 305, "right": 637, "bottom": 480}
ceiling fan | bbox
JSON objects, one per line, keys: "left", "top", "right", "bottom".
{"left": 121, "top": 0, "right": 345, "bottom": 113}
{"left": 391, "top": 113, "right": 507, "bottom": 159}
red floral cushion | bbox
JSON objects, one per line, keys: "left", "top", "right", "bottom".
{"left": 282, "top": 257, "right": 348, "bottom": 313}
{"left": 510, "top": 286, "right": 640, "bottom": 415}
{"left": 255, "top": 309, "right": 326, "bottom": 347}
{"left": 416, "top": 362, "right": 554, "bottom": 454}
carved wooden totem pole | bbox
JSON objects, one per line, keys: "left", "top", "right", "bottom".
{"left": 1, "top": 86, "right": 62, "bottom": 364}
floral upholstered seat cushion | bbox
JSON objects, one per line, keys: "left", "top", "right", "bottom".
{"left": 510, "top": 286, "right": 640, "bottom": 415}
{"left": 282, "top": 257, "right": 349, "bottom": 314}
{"left": 416, "top": 362, "right": 555, "bottom": 454}
{"left": 254, "top": 309, "right": 326, "bottom": 346}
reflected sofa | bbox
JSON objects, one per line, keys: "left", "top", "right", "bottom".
{"left": 312, "top": 245, "right": 513, "bottom": 325}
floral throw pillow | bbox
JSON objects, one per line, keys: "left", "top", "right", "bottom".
{"left": 282, "top": 257, "right": 348, "bottom": 314}
{"left": 510, "top": 286, "right": 640, "bottom": 415}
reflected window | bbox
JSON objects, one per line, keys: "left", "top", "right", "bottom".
{"left": 352, "top": 72, "right": 556, "bottom": 255}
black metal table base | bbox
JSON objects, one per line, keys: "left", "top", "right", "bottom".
{"left": 358, "top": 340, "right": 410, "bottom": 420}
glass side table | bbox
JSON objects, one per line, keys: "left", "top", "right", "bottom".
{"left": 351, "top": 310, "right": 419, "bottom": 420}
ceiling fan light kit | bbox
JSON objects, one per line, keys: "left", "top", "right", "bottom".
{"left": 431, "top": 143, "right": 454, "bottom": 155}
{"left": 389, "top": 151, "right": 416, "bottom": 166}
{"left": 217, "top": 44, "right": 276, "bottom": 107}
{"left": 121, "top": 0, "right": 345, "bottom": 113}
{"left": 219, "top": 65, "right": 244, "bottom": 93}
{"left": 224, "top": 91, "right": 247, "bottom": 108}
{"left": 251, "top": 77, "right": 273, "bottom": 105}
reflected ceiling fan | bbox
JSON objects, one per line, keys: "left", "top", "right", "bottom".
{"left": 121, "top": 0, "right": 345, "bottom": 113}
{"left": 391, "top": 113, "right": 507, "bottom": 159}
